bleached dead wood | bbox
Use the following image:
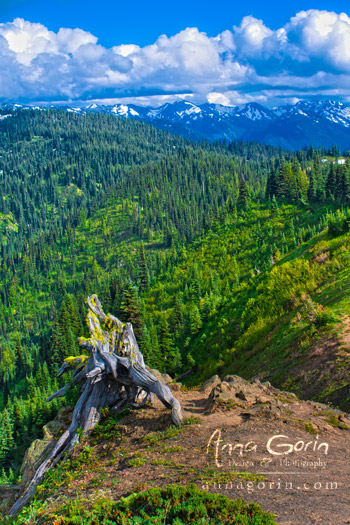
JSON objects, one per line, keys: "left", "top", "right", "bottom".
{"left": 9, "top": 294, "right": 182, "bottom": 516}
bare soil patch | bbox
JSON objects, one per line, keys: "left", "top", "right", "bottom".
{"left": 6, "top": 377, "right": 350, "bottom": 524}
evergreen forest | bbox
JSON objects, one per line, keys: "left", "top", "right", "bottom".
{"left": 0, "top": 108, "right": 350, "bottom": 482}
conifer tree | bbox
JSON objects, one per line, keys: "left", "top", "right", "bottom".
{"left": 50, "top": 295, "right": 81, "bottom": 363}
{"left": 265, "top": 161, "right": 277, "bottom": 199}
{"left": 159, "top": 317, "right": 181, "bottom": 370}
{"left": 237, "top": 177, "right": 249, "bottom": 209}
{"left": 307, "top": 169, "right": 317, "bottom": 202}
{"left": 173, "top": 293, "right": 184, "bottom": 337}
{"left": 343, "top": 168, "right": 350, "bottom": 203}
{"left": 335, "top": 165, "right": 345, "bottom": 201}
{"left": 276, "top": 160, "right": 293, "bottom": 201}
{"left": 120, "top": 280, "right": 143, "bottom": 340}
{"left": 138, "top": 243, "right": 150, "bottom": 292}
{"left": 325, "top": 164, "right": 336, "bottom": 199}
{"left": 189, "top": 305, "right": 202, "bottom": 335}
{"left": 0, "top": 409, "right": 14, "bottom": 467}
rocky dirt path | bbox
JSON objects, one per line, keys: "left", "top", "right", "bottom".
{"left": 3, "top": 375, "right": 350, "bottom": 524}
{"left": 174, "top": 378, "right": 350, "bottom": 524}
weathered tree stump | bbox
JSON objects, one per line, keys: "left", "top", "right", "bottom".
{"left": 9, "top": 294, "right": 182, "bottom": 516}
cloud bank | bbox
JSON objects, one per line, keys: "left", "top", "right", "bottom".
{"left": 1, "top": 10, "right": 350, "bottom": 105}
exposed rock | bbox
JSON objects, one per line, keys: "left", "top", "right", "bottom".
{"left": 223, "top": 375, "right": 249, "bottom": 387}
{"left": 43, "top": 406, "right": 74, "bottom": 439}
{"left": 148, "top": 368, "right": 173, "bottom": 385}
{"left": 243, "top": 404, "right": 282, "bottom": 419}
{"left": 219, "top": 381, "right": 232, "bottom": 393}
{"left": 200, "top": 375, "right": 221, "bottom": 392}
{"left": 19, "top": 406, "right": 73, "bottom": 488}
{"left": 205, "top": 377, "right": 277, "bottom": 413}
{"left": 255, "top": 395, "right": 272, "bottom": 404}
{"left": 169, "top": 383, "right": 182, "bottom": 392}
{"left": 20, "top": 439, "right": 54, "bottom": 488}
{"left": 202, "top": 372, "right": 350, "bottom": 437}
{"left": 0, "top": 485, "right": 20, "bottom": 514}
{"left": 281, "top": 390, "right": 297, "bottom": 399}
{"left": 251, "top": 377, "right": 261, "bottom": 385}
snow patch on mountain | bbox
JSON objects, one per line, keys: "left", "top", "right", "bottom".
{"left": 2, "top": 99, "right": 350, "bottom": 151}
{"left": 177, "top": 105, "right": 201, "bottom": 118}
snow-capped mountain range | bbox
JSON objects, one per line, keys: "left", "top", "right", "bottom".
{"left": 3, "top": 100, "right": 350, "bottom": 151}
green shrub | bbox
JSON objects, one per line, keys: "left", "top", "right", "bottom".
{"left": 304, "top": 422, "right": 317, "bottom": 434}
{"left": 314, "top": 308, "right": 338, "bottom": 328}
{"left": 44, "top": 484, "right": 277, "bottom": 524}
{"left": 326, "top": 415, "right": 349, "bottom": 430}
{"left": 90, "top": 409, "right": 129, "bottom": 444}
{"left": 129, "top": 457, "right": 148, "bottom": 467}
{"left": 327, "top": 209, "right": 350, "bottom": 236}
{"left": 301, "top": 297, "right": 338, "bottom": 328}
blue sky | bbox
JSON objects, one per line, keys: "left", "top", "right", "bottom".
{"left": 1, "top": 1, "right": 350, "bottom": 106}
{"left": 2, "top": 0, "right": 348, "bottom": 48}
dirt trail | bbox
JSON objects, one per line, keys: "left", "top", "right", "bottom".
{"left": 338, "top": 315, "right": 350, "bottom": 349}
{"left": 175, "top": 383, "right": 350, "bottom": 525}
{"left": 4, "top": 376, "right": 350, "bottom": 524}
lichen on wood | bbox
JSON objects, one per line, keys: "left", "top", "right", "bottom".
{"left": 8, "top": 294, "right": 182, "bottom": 516}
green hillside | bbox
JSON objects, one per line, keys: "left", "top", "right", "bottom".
{"left": 0, "top": 108, "right": 350, "bottom": 484}
{"left": 142, "top": 201, "right": 350, "bottom": 401}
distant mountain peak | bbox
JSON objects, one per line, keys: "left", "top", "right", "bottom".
{"left": 2, "top": 99, "right": 350, "bottom": 150}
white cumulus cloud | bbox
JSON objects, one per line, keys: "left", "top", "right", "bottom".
{"left": 285, "top": 10, "right": 350, "bottom": 71}
{"left": 1, "top": 10, "right": 350, "bottom": 105}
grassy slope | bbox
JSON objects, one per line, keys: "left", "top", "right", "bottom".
{"left": 143, "top": 202, "right": 350, "bottom": 408}
{"left": 40, "top": 198, "right": 350, "bottom": 405}
{"left": 6, "top": 194, "right": 350, "bottom": 410}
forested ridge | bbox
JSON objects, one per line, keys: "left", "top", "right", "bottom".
{"left": 0, "top": 108, "right": 349, "bottom": 482}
